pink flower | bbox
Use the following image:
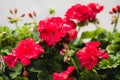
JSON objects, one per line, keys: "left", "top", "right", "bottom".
{"left": 14, "top": 38, "right": 44, "bottom": 66}
{"left": 3, "top": 54, "right": 18, "bottom": 68}
{"left": 52, "top": 66, "right": 75, "bottom": 80}
{"left": 38, "top": 17, "right": 77, "bottom": 46}
{"left": 76, "top": 41, "right": 108, "bottom": 70}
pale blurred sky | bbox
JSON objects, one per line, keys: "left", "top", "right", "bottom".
{"left": 0, "top": 0, "right": 120, "bottom": 31}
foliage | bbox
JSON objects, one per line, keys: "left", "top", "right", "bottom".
{"left": 0, "top": 3, "right": 120, "bottom": 80}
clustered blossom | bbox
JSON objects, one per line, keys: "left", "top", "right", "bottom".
{"left": 52, "top": 66, "right": 75, "bottom": 80}
{"left": 14, "top": 38, "right": 44, "bottom": 66}
{"left": 109, "top": 5, "right": 120, "bottom": 14}
{"left": 65, "top": 3, "right": 103, "bottom": 22}
{"left": 3, "top": 54, "right": 18, "bottom": 68}
{"left": 3, "top": 38, "right": 44, "bottom": 68}
{"left": 38, "top": 17, "right": 77, "bottom": 46}
{"left": 76, "top": 41, "right": 108, "bottom": 70}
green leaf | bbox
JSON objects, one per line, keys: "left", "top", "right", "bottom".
{"left": 81, "top": 27, "right": 106, "bottom": 39}
{"left": 0, "top": 76, "right": 9, "bottom": 80}
{"left": 0, "top": 26, "right": 10, "bottom": 34}
{"left": 37, "top": 71, "right": 52, "bottom": 80}
{"left": 13, "top": 76, "right": 28, "bottom": 80}
{"left": 106, "top": 44, "right": 120, "bottom": 54}
{"left": 112, "top": 32, "right": 120, "bottom": 43}
{"left": 98, "top": 52, "right": 120, "bottom": 69}
{"left": 9, "top": 64, "right": 22, "bottom": 79}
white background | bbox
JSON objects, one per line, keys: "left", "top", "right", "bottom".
{"left": 0, "top": 0, "right": 120, "bottom": 31}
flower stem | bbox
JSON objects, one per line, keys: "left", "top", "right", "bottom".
{"left": 94, "top": 23, "right": 98, "bottom": 29}
{"left": 15, "top": 22, "right": 19, "bottom": 29}
{"left": 70, "top": 57, "right": 79, "bottom": 74}
{"left": 113, "top": 13, "right": 119, "bottom": 32}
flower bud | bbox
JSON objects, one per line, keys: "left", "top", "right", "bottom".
{"left": 7, "top": 16, "right": 12, "bottom": 20}
{"left": 112, "top": 8, "right": 117, "bottom": 13}
{"left": 33, "top": 11, "right": 36, "bottom": 17}
{"left": 109, "top": 11, "right": 113, "bottom": 14}
{"left": 116, "top": 5, "right": 120, "bottom": 12}
{"left": 23, "top": 70, "right": 29, "bottom": 77}
{"left": 28, "top": 13, "right": 33, "bottom": 18}
{"left": 60, "top": 49, "right": 67, "bottom": 55}
{"left": 9, "top": 10, "right": 13, "bottom": 14}
{"left": 14, "top": 8, "right": 17, "bottom": 14}
{"left": 20, "top": 14, "right": 25, "bottom": 17}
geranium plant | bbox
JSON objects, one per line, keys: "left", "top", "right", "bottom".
{"left": 0, "top": 2, "right": 120, "bottom": 80}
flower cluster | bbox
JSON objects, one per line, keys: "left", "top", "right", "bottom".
{"left": 2, "top": 2, "right": 119, "bottom": 80}
{"left": 3, "top": 38, "right": 44, "bottom": 68}
{"left": 52, "top": 66, "right": 75, "bottom": 80}
{"left": 76, "top": 42, "right": 108, "bottom": 70}
{"left": 38, "top": 17, "right": 77, "bottom": 46}
{"left": 65, "top": 3, "right": 103, "bottom": 22}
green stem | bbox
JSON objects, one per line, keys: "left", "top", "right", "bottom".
{"left": 70, "top": 57, "right": 79, "bottom": 74}
{"left": 77, "top": 27, "right": 81, "bottom": 32}
{"left": 94, "top": 23, "right": 98, "bottom": 29}
{"left": 15, "top": 22, "right": 19, "bottom": 29}
{"left": 113, "top": 13, "right": 120, "bottom": 33}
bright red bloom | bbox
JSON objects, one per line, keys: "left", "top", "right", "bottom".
{"left": 14, "top": 38, "right": 44, "bottom": 66}
{"left": 65, "top": 4, "right": 90, "bottom": 22}
{"left": 3, "top": 54, "right": 18, "bottom": 68}
{"left": 68, "top": 29, "right": 77, "bottom": 41}
{"left": 97, "top": 49, "right": 108, "bottom": 59}
{"left": 76, "top": 41, "right": 108, "bottom": 70}
{"left": 52, "top": 66, "right": 75, "bottom": 80}
{"left": 65, "top": 3, "right": 103, "bottom": 22}
{"left": 87, "top": 3, "right": 104, "bottom": 20}
{"left": 38, "top": 17, "right": 77, "bottom": 46}
{"left": 62, "top": 19, "right": 77, "bottom": 41}
{"left": 38, "top": 17, "right": 62, "bottom": 46}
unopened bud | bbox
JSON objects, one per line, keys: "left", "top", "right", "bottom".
{"left": 112, "top": 8, "right": 117, "bottom": 13}
{"left": 28, "top": 13, "right": 33, "bottom": 18}
{"left": 7, "top": 16, "right": 12, "bottom": 20}
{"left": 20, "top": 14, "right": 25, "bottom": 17}
{"left": 9, "top": 10, "right": 13, "bottom": 14}
{"left": 14, "top": 8, "right": 17, "bottom": 14}
{"left": 116, "top": 5, "right": 120, "bottom": 12}
{"left": 60, "top": 49, "right": 67, "bottom": 55}
{"left": 63, "top": 44, "right": 68, "bottom": 49}
{"left": 33, "top": 11, "right": 36, "bottom": 17}
{"left": 23, "top": 70, "right": 29, "bottom": 77}
{"left": 2, "top": 32, "right": 7, "bottom": 35}
{"left": 109, "top": 11, "right": 113, "bottom": 14}
{"left": 64, "top": 56, "right": 70, "bottom": 62}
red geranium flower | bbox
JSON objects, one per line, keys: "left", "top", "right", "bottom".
{"left": 87, "top": 3, "right": 104, "bottom": 20}
{"left": 52, "top": 66, "right": 75, "bottom": 80}
{"left": 76, "top": 41, "right": 108, "bottom": 70}
{"left": 65, "top": 4, "right": 90, "bottom": 22}
{"left": 65, "top": 3, "right": 103, "bottom": 22}
{"left": 3, "top": 54, "right": 18, "bottom": 68}
{"left": 14, "top": 38, "right": 44, "bottom": 66}
{"left": 38, "top": 17, "right": 77, "bottom": 46}
{"left": 38, "top": 17, "right": 62, "bottom": 46}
